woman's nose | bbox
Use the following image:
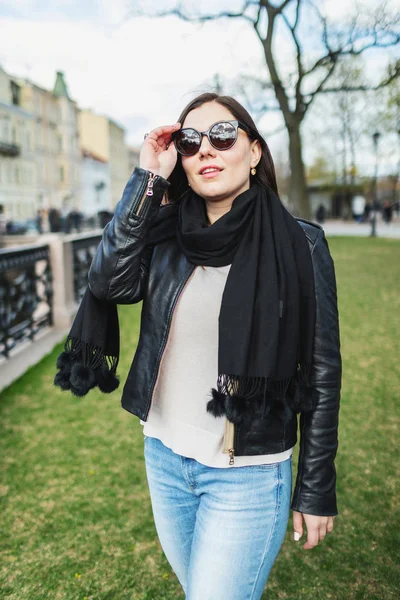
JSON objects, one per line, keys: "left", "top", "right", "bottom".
{"left": 198, "top": 134, "right": 216, "bottom": 157}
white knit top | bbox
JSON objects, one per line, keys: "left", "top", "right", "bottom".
{"left": 140, "top": 264, "right": 293, "bottom": 468}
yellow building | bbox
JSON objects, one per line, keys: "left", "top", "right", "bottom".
{"left": 19, "top": 71, "right": 81, "bottom": 212}
{"left": 0, "top": 66, "right": 36, "bottom": 220}
{"left": 128, "top": 145, "right": 140, "bottom": 173}
{"left": 78, "top": 109, "right": 130, "bottom": 208}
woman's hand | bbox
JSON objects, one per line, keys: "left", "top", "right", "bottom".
{"left": 292, "top": 510, "right": 335, "bottom": 550}
{"left": 139, "top": 123, "right": 181, "bottom": 180}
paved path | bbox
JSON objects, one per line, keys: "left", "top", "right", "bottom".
{"left": 319, "top": 219, "right": 400, "bottom": 239}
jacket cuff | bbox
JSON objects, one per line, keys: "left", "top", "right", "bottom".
{"left": 290, "top": 489, "right": 338, "bottom": 517}
{"left": 116, "top": 167, "right": 170, "bottom": 223}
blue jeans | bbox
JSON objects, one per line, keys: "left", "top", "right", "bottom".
{"left": 144, "top": 436, "right": 292, "bottom": 600}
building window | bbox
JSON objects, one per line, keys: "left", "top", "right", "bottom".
{"left": 59, "top": 166, "right": 64, "bottom": 182}
{"left": 12, "top": 126, "right": 17, "bottom": 144}
{"left": 15, "top": 166, "right": 20, "bottom": 183}
{"left": 10, "top": 81, "right": 21, "bottom": 106}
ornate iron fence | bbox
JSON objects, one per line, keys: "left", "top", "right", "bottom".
{"left": 72, "top": 235, "right": 102, "bottom": 303}
{"left": 0, "top": 244, "right": 53, "bottom": 359}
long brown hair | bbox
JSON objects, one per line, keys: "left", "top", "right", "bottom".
{"left": 167, "top": 92, "right": 278, "bottom": 203}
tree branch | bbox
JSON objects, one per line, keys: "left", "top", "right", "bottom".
{"left": 259, "top": 4, "right": 293, "bottom": 123}
{"left": 263, "top": 0, "right": 294, "bottom": 14}
{"left": 305, "top": 60, "right": 400, "bottom": 103}
{"left": 280, "top": 0, "right": 305, "bottom": 115}
{"left": 146, "top": 0, "right": 259, "bottom": 25}
{"left": 305, "top": 0, "right": 400, "bottom": 77}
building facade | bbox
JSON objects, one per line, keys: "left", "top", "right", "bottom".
{"left": 81, "top": 149, "right": 111, "bottom": 216}
{"left": 0, "top": 66, "right": 37, "bottom": 221}
{"left": 128, "top": 145, "right": 140, "bottom": 174}
{"left": 19, "top": 71, "right": 81, "bottom": 213}
{"left": 78, "top": 109, "right": 130, "bottom": 208}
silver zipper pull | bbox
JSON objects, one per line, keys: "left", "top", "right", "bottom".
{"left": 146, "top": 172, "right": 155, "bottom": 196}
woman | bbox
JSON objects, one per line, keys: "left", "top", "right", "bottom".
{"left": 56, "top": 93, "right": 341, "bottom": 599}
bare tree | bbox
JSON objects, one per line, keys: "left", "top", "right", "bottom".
{"left": 330, "top": 59, "right": 365, "bottom": 217}
{"left": 131, "top": 0, "right": 400, "bottom": 218}
{"left": 376, "top": 68, "right": 400, "bottom": 205}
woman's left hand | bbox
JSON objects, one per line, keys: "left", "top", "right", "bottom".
{"left": 292, "top": 510, "right": 335, "bottom": 550}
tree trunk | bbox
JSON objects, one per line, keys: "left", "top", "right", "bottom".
{"left": 288, "top": 125, "right": 311, "bottom": 219}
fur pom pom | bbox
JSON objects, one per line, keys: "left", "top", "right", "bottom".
{"left": 54, "top": 369, "right": 71, "bottom": 391}
{"left": 207, "top": 389, "right": 257, "bottom": 424}
{"left": 206, "top": 388, "right": 226, "bottom": 417}
{"left": 56, "top": 351, "right": 73, "bottom": 370}
{"left": 69, "top": 363, "right": 96, "bottom": 396}
{"left": 224, "top": 395, "right": 255, "bottom": 425}
{"left": 95, "top": 362, "right": 120, "bottom": 393}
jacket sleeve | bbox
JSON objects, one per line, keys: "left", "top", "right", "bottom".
{"left": 88, "top": 167, "right": 170, "bottom": 304}
{"left": 290, "top": 229, "right": 342, "bottom": 516}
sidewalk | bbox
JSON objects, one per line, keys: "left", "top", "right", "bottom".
{"left": 319, "top": 219, "right": 400, "bottom": 239}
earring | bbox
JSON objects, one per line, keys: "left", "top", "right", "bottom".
{"left": 251, "top": 167, "right": 256, "bottom": 176}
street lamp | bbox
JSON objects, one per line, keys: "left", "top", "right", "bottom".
{"left": 370, "top": 131, "right": 381, "bottom": 237}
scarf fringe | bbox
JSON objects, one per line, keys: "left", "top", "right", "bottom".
{"left": 216, "top": 373, "right": 293, "bottom": 402}
{"left": 54, "top": 336, "right": 119, "bottom": 397}
{"left": 206, "top": 366, "right": 316, "bottom": 424}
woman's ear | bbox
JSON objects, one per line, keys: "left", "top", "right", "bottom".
{"left": 250, "top": 139, "right": 262, "bottom": 168}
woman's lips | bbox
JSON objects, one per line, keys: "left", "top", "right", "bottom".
{"left": 200, "top": 169, "right": 222, "bottom": 179}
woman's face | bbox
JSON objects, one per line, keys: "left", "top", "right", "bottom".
{"left": 180, "top": 102, "right": 261, "bottom": 205}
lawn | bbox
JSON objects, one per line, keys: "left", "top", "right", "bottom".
{"left": 0, "top": 236, "right": 399, "bottom": 600}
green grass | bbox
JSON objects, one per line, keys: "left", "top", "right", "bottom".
{"left": 0, "top": 236, "right": 399, "bottom": 600}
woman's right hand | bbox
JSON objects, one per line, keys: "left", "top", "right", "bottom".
{"left": 139, "top": 123, "right": 181, "bottom": 180}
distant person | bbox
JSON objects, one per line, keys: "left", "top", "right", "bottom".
{"left": 363, "top": 202, "right": 372, "bottom": 223}
{"left": 382, "top": 200, "right": 393, "bottom": 225}
{"left": 316, "top": 204, "right": 326, "bottom": 224}
{"left": 98, "top": 210, "right": 113, "bottom": 229}
{"left": 67, "top": 210, "right": 83, "bottom": 233}
{"left": 48, "top": 208, "right": 62, "bottom": 233}
{"left": 55, "top": 92, "right": 341, "bottom": 598}
{"left": 35, "top": 210, "right": 43, "bottom": 234}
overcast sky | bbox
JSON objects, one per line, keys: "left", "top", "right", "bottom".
{"left": 0, "top": 0, "right": 399, "bottom": 175}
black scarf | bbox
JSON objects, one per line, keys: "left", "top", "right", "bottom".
{"left": 55, "top": 183, "right": 316, "bottom": 418}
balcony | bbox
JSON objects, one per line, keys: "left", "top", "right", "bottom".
{"left": 0, "top": 141, "right": 20, "bottom": 157}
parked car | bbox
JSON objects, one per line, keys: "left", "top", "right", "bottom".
{"left": 5, "top": 219, "right": 39, "bottom": 235}
{"left": 6, "top": 220, "right": 28, "bottom": 235}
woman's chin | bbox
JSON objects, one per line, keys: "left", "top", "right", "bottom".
{"left": 195, "top": 181, "right": 231, "bottom": 200}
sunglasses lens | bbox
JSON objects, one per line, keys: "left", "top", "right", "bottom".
{"left": 210, "top": 121, "right": 237, "bottom": 149}
{"left": 175, "top": 129, "right": 201, "bottom": 156}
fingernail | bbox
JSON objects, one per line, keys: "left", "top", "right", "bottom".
{"left": 294, "top": 532, "right": 301, "bottom": 541}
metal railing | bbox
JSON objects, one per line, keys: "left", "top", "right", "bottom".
{"left": 0, "top": 244, "right": 53, "bottom": 359}
{"left": 72, "top": 234, "right": 102, "bottom": 303}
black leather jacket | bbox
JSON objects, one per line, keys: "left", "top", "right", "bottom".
{"left": 88, "top": 168, "right": 342, "bottom": 517}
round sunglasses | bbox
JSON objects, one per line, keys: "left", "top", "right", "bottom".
{"left": 171, "top": 120, "right": 252, "bottom": 156}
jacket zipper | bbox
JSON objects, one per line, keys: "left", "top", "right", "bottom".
{"left": 223, "top": 418, "right": 235, "bottom": 465}
{"left": 136, "top": 171, "right": 156, "bottom": 217}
